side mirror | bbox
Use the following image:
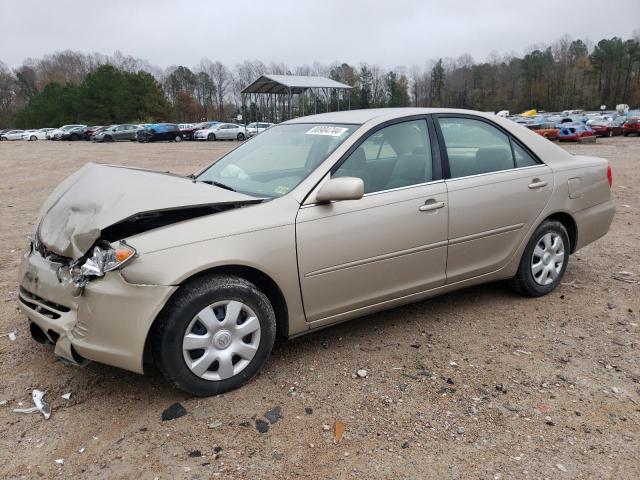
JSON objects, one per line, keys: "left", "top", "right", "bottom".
{"left": 315, "top": 177, "right": 364, "bottom": 203}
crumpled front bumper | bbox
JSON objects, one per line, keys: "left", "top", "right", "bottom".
{"left": 17, "top": 246, "right": 177, "bottom": 374}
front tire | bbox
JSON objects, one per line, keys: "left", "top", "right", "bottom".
{"left": 175, "top": 135, "right": 182, "bottom": 142}
{"left": 237, "top": 133, "right": 245, "bottom": 141}
{"left": 151, "top": 275, "right": 276, "bottom": 396}
{"left": 30, "top": 135, "right": 37, "bottom": 141}
{"left": 509, "top": 220, "right": 569, "bottom": 297}
{"left": 207, "top": 133, "right": 216, "bottom": 141}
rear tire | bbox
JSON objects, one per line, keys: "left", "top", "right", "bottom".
{"left": 509, "top": 220, "right": 569, "bottom": 297}
{"left": 151, "top": 275, "right": 276, "bottom": 396}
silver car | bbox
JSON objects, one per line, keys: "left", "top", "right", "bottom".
{"left": 93, "top": 124, "right": 139, "bottom": 142}
{"left": 18, "top": 108, "right": 615, "bottom": 396}
{"left": 246, "top": 122, "right": 274, "bottom": 137}
{"left": 195, "top": 123, "right": 247, "bottom": 141}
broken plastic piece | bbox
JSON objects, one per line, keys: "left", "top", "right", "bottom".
{"left": 62, "top": 393, "right": 71, "bottom": 400}
{"left": 13, "top": 390, "right": 51, "bottom": 419}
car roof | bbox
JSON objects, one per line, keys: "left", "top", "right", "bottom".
{"left": 283, "top": 107, "right": 501, "bottom": 125}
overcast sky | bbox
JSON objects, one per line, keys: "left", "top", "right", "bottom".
{"left": 2, "top": 0, "right": 639, "bottom": 69}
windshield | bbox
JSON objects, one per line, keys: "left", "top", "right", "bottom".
{"left": 196, "top": 123, "right": 357, "bottom": 198}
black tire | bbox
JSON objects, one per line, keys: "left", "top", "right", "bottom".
{"left": 30, "top": 135, "right": 37, "bottom": 141}
{"left": 151, "top": 274, "right": 276, "bottom": 396}
{"left": 70, "top": 133, "right": 79, "bottom": 141}
{"left": 207, "top": 133, "right": 216, "bottom": 141}
{"left": 104, "top": 135, "right": 113, "bottom": 142}
{"left": 237, "top": 133, "right": 245, "bottom": 141}
{"left": 509, "top": 220, "right": 569, "bottom": 297}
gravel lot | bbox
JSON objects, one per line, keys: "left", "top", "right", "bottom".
{"left": 0, "top": 137, "right": 638, "bottom": 479}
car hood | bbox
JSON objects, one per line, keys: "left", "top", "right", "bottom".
{"left": 37, "top": 163, "right": 261, "bottom": 260}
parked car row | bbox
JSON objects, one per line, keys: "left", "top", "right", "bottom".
{"left": 505, "top": 108, "right": 640, "bottom": 142}
{"left": 1, "top": 121, "right": 275, "bottom": 143}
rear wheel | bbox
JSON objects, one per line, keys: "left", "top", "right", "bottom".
{"left": 509, "top": 220, "right": 569, "bottom": 297}
{"left": 70, "top": 133, "right": 79, "bottom": 141}
{"left": 151, "top": 275, "right": 276, "bottom": 396}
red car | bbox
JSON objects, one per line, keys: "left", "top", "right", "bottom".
{"left": 623, "top": 118, "right": 640, "bottom": 136}
{"left": 180, "top": 121, "right": 219, "bottom": 140}
{"left": 590, "top": 121, "right": 624, "bottom": 137}
{"left": 558, "top": 124, "right": 594, "bottom": 142}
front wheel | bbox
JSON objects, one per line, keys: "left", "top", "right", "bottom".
{"left": 237, "top": 133, "right": 245, "bottom": 141}
{"left": 207, "top": 133, "right": 216, "bottom": 141}
{"left": 151, "top": 275, "right": 276, "bottom": 396}
{"left": 509, "top": 220, "right": 569, "bottom": 297}
{"left": 30, "top": 135, "right": 37, "bottom": 141}
{"left": 175, "top": 135, "right": 182, "bottom": 142}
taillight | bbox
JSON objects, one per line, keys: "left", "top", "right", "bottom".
{"left": 607, "top": 163, "right": 613, "bottom": 188}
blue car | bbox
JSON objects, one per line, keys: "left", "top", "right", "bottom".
{"left": 136, "top": 123, "right": 183, "bottom": 143}
{"left": 558, "top": 123, "right": 594, "bottom": 142}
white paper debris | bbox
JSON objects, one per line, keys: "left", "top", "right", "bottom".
{"left": 79, "top": 447, "right": 86, "bottom": 454}
{"left": 61, "top": 393, "right": 71, "bottom": 400}
{"left": 55, "top": 459, "right": 64, "bottom": 465}
{"left": 8, "top": 332, "right": 16, "bottom": 341}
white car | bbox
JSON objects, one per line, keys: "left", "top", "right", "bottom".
{"left": 246, "top": 122, "right": 274, "bottom": 137}
{"left": 23, "top": 128, "right": 55, "bottom": 141}
{"left": 47, "top": 125, "right": 87, "bottom": 140}
{"left": 194, "top": 123, "right": 247, "bottom": 141}
{"left": 0, "top": 129, "right": 25, "bottom": 141}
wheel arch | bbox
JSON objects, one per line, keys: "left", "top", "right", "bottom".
{"left": 144, "top": 264, "right": 289, "bottom": 365}
{"left": 542, "top": 211, "right": 578, "bottom": 254}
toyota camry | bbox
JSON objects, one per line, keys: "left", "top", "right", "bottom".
{"left": 18, "top": 108, "right": 615, "bottom": 396}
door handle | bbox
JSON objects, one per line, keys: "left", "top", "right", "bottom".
{"left": 419, "top": 200, "right": 446, "bottom": 212}
{"left": 528, "top": 179, "right": 548, "bottom": 189}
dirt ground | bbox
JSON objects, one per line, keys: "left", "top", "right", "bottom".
{"left": 0, "top": 137, "right": 638, "bottom": 479}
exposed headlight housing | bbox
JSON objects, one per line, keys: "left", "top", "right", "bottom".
{"left": 57, "top": 241, "right": 137, "bottom": 295}
{"left": 80, "top": 242, "right": 137, "bottom": 277}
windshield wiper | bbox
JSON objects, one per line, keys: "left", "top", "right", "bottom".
{"left": 197, "top": 179, "right": 237, "bottom": 192}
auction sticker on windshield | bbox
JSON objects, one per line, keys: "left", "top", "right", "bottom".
{"left": 305, "top": 126, "right": 349, "bottom": 136}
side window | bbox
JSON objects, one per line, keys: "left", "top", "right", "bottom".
{"left": 512, "top": 142, "right": 538, "bottom": 168}
{"left": 439, "top": 117, "right": 515, "bottom": 178}
{"left": 333, "top": 120, "right": 432, "bottom": 194}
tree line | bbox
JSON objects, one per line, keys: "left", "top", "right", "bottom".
{"left": 1, "top": 33, "right": 639, "bottom": 128}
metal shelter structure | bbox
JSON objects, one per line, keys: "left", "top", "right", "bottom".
{"left": 241, "top": 74, "right": 352, "bottom": 124}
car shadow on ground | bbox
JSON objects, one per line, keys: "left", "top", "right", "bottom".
{"left": 60, "top": 280, "right": 518, "bottom": 400}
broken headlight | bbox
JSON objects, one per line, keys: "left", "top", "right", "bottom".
{"left": 57, "top": 242, "right": 137, "bottom": 294}
{"left": 79, "top": 242, "right": 137, "bottom": 277}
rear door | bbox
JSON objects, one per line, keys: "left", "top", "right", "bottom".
{"left": 296, "top": 118, "right": 449, "bottom": 322}
{"left": 435, "top": 115, "right": 553, "bottom": 283}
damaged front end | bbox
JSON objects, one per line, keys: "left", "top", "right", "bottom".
{"left": 18, "top": 162, "right": 263, "bottom": 373}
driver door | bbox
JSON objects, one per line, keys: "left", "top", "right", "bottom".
{"left": 296, "top": 119, "right": 448, "bottom": 323}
